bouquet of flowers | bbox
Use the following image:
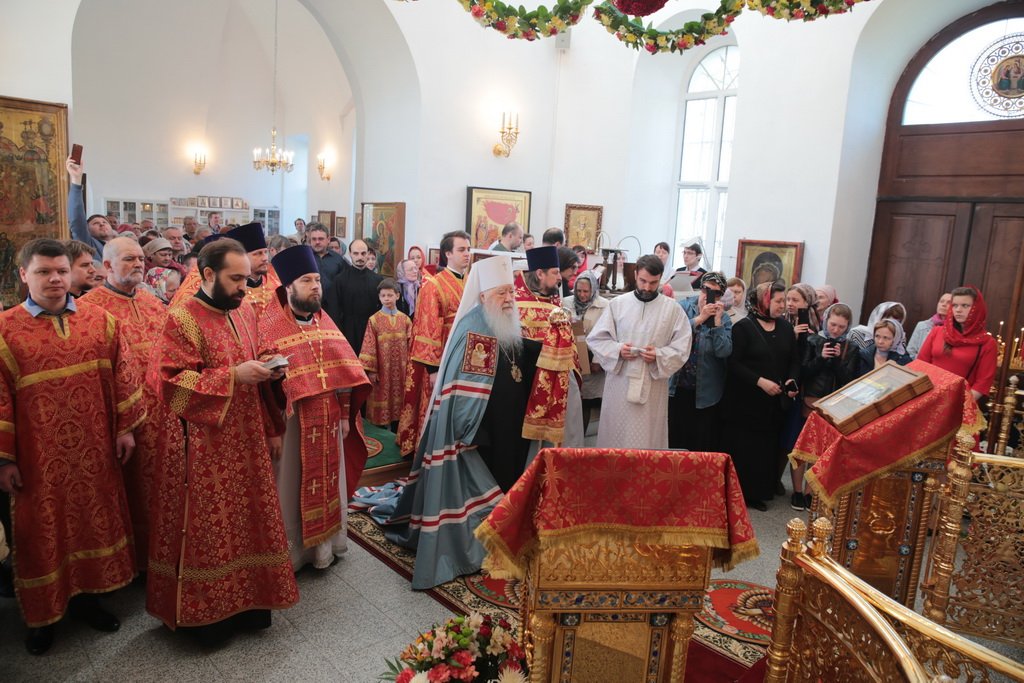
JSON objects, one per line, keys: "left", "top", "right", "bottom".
{"left": 380, "top": 613, "right": 528, "bottom": 683}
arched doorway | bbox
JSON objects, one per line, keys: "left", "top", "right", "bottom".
{"left": 865, "top": 2, "right": 1024, "bottom": 339}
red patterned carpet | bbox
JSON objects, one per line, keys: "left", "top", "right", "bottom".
{"left": 347, "top": 512, "right": 770, "bottom": 679}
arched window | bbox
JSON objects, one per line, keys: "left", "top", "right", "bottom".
{"left": 675, "top": 45, "right": 739, "bottom": 271}
{"left": 905, "top": 17, "right": 1024, "bottom": 124}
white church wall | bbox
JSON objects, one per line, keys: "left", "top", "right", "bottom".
{"left": 1, "top": 0, "right": 1003, "bottom": 314}
{"left": 67, "top": 0, "right": 353, "bottom": 230}
{"left": 0, "top": 0, "right": 81, "bottom": 107}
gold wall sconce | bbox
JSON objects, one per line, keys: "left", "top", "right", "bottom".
{"left": 317, "top": 153, "right": 331, "bottom": 182}
{"left": 192, "top": 152, "right": 207, "bottom": 175}
{"left": 493, "top": 112, "right": 519, "bottom": 157}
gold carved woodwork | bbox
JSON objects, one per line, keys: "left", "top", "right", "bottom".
{"left": 766, "top": 516, "right": 1024, "bottom": 683}
{"left": 522, "top": 535, "right": 712, "bottom": 683}
{"left": 922, "top": 434, "right": 1024, "bottom": 648}
{"left": 814, "top": 446, "right": 944, "bottom": 607}
{"left": 536, "top": 539, "right": 707, "bottom": 587}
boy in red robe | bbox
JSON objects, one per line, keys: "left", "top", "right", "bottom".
{"left": 360, "top": 278, "right": 412, "bottom": 430}
{"left": 0, "top": 239, "right": 144, "bottom": 655}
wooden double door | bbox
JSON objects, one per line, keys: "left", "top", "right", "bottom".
{"left": 864, "top": 201, "right": 1024, "bottom": 332}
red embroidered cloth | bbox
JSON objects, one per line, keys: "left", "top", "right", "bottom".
{"left": 475, "top": 448, "right": 759, "bottom": 579}
{"left": 791, "top": 360, "right": 984, "bottom": 505}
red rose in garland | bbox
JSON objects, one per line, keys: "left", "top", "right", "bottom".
{"left": 614, "top": 0, "right": 668, "bottom": 15}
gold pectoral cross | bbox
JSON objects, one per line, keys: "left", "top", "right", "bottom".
{"left": 316, "top": 367, "right": 328, "bottom": 389}
{"left": 309, "top": 479, "right": 320, "bottom": 496}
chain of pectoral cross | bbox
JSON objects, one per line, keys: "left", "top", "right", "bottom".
{"left": 300, "top": 316, "right": 329, "bottom": 389}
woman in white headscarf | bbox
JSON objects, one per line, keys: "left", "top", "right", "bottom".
{"left": 848, "top": 301, "right": 908, "bottom": 352}
{"left": 562, "top": 270, "right": 608, "bottom": 434}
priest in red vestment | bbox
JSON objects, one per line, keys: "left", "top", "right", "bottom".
{"left": 147, "top": 238, "right": 298, "bottom": 646}
{"left": 396, "top": 230, "right": 471, "bottom": 456}
{"left": 0, "top": 239, "right": 144, "bottom": 655}
{"left": 82, "top": 236, "right": 168, "bottom": 568}
{"left": 515, "top": 246, "right": 584, "bottom": 446}
{"left": 258, "top": 245, "right": 372, "bottom": 571}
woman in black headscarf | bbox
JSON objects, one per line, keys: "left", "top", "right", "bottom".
{"left": 722, "top": 281, "right": 800, "bottom": 511}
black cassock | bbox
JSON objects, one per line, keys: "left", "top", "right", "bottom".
{"left": 473, "top": 337, "right": 541, "bottom": 492}
{"left": 327, "top": 262, "right": 383, "bottom": 355}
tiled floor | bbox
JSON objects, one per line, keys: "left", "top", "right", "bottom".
{"left": 0, "top": 496, "right": 802, "bottom": 683}
{"left": 3, "top": 447, "right": 1021, "bottom": 681}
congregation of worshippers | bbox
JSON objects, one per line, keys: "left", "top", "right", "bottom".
{"left": 0, "top": 155, "right": 997, "bottom": 655}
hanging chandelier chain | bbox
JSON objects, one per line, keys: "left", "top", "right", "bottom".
{"left": 272, "top": 0, "right": 279, "bottom": 131}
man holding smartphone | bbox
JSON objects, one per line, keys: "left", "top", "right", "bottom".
{"left": 66, "top": 155, "right": 113, "bottom": 263}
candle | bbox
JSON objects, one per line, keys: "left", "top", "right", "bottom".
{"left": 998, "top": 320, "right": 1004, "bottom": 338}
{"left": 501, "top": 112, "right": 506, "bottom": 131}
{"left": 515, "top": 113, "right": 519, "bottom": 131}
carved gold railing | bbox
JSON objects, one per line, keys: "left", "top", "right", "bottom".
{"left": 767, "top": 517, "right": 1024, "bottom": 683}
{"left": 921, "top": 433, "right": 1024, "bottom": 648}
{"left": 988, "top": 375, "right": 1022, "bottom": 456}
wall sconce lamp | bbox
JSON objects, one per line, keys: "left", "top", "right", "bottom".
{"left": 317, "top": 154, "right": 331, "bottom": 182}
{"left": 192, "top": 152, "right": 207, "bottom": 176}
{"left": 492, "top": 112, "right": 519, "bottom": 158}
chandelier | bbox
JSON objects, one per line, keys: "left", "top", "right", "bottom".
{"left": 253, "top": 0, "right": 293, "bottom": 173}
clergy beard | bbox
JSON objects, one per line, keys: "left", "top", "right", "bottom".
{"left": 211, "top": 278, "right": 244, "bottom": 310}
{"left": 289, "top": 292, "right": 322, "bottom": 314}
{"left": 634, "top": 288, "right": 658, "bottom": 303}
{"left": 482, "top": 303, "right": 524, "bottom": 352}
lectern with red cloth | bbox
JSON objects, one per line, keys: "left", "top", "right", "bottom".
{"left": 476, "top": 448, "right": 758, "bottom": 683}
{"left": 790, "top": 360, "right": 984, "bottom": 607}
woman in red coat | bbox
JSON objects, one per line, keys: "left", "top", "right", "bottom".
{"left": 917, "top": 285, "right": 997, "bottom": 401}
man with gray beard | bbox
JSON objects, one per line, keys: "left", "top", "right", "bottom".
{"left": 383, "top": 255, "right": 541, "bottom": 589}
{"left": 471, "top": 268, "right": 541, "bottom": 491}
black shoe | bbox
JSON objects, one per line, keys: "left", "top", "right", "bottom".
{"left": 803, "top": 493, "right": 814, "bottom": 510}
{"left": 232, "top": 609, "right": 271, "bottom": 632}
{"left": 745, "top": 498, "right": 768, "bottom": 512}
{"left": 68, "top": 594, "right": 120, "bottom": 633}
{"left": 790, "top": 492, "right": 806, "bottom": 511}
{"left": 25, "top": 626, "right": 54, "bottom": 656}
{"left": 190, "top": 619, "right": 234, "bottom": 649}
{"left": 0, "top": 561, "right": 14, "bottom": 598}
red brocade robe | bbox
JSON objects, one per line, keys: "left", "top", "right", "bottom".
{"left": 258, "top": 291, "right": 371, "bottom": 547}
{"left": 0, "top": 302, "right": 145, "bottom": 627}
{"left": 514, "top": 275, "right": 578, "bottom": 443}
{"left": 147, "top": 297, "right": 298, "bottom": 628}
{"left": 81, "top": 286, "right": 168, "bottom": 567}
{"left": 359, "top": 309, "right": 412, "bottom": 426}
{"left": 396, "top": 268, "right": 465, "bottom": 455}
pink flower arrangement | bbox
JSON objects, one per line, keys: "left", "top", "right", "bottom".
{"left": 380, "top": 613, "right": 527, "bottom": 683}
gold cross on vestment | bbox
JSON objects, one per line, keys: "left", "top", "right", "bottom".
{"left": 309, "top": 427, "right": 320, "bottom": 444}
{"left": 329, "top": 472, "right": 338, "bottom": 489}
{"left": 316, "top": 367, "right": 328, "bottom": 389}
{"left": 330, "top": 423, "right": 339, "bottom": 438}
{"left": 309, "top": 479, "right": 319, "bottom": 496}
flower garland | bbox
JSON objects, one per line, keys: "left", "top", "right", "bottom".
{"left": 745, "top": 0, "right": 871, "bottom": 22}
{"left": 381, "top": 613, "right": 528, "bottom": 683}
{"left": 456, "top": 0, "right": 595, "bottom": 40}
{"left": 593, "top": 0, "right": 742, "bottom": 55}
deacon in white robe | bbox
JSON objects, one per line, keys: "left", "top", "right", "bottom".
{"left": 588, "top": 255, "right": 691, "bottom": 449}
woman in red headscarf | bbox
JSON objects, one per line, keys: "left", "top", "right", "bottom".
{"left": 916, "top": 286, "right": 997, "bottom": 401}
